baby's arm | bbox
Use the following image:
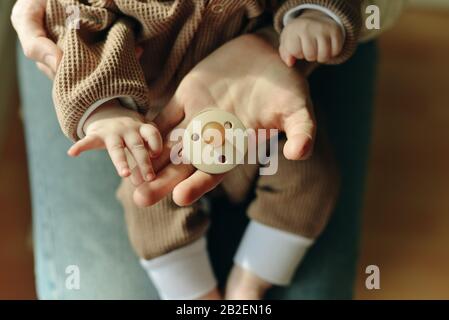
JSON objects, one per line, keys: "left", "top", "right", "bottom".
{"left": 46, "top": 1, "right": 160, "bottom": 180}
{"left": 280, "top": 9, "right": 344, "bottom": 66}
{"left": 68, "top": 99, "right": 162, "bottom": 182}
{"left": 274, "top": 0, "right": 364, "bottom": 67}
{"left": 46, "top": 0, "right": 150, "bottom": 141}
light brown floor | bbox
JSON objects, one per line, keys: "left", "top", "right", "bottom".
{"left": 0, "top": 8, "right": 448, "bottom": 300}
{"left": 354, "top": 8, "right": 449, "bottom": 299}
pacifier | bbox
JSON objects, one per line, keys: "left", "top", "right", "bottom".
{"left": 182, "top": 108, "right": 248, "bottom": 174}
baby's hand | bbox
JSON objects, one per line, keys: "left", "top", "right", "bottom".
{"left": 68, "top": 99, "right": 163, "bottom": 182}
{"left": 279, "top": 10, "right": 344, "bottom": 66}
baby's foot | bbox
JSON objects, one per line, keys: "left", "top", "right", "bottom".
{"left": 225, "top": 265, "right": 272, "bottom": 300}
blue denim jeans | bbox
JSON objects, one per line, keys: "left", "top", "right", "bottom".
{"left": 18, "top": 41, "right": 377, "bottom": 299}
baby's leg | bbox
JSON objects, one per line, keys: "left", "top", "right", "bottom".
{"left": 225, "top": 133, "right": 340, "bottom": 300}
{"left": 116, "top": 178, "right": 220, "bottom": 300}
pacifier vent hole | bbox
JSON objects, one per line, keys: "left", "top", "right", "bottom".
{"left": 224, "top": 121, "right": 233, "bottom": 129}
{"left": 218, "top": 155, "right": 226, "bottom": 164}
{"left": 178, "top": 148, "right": 183, "bottom": 157}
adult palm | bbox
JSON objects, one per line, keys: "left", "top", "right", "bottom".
{"left": 133, "top": 34, "right": 317, "bottom": 208}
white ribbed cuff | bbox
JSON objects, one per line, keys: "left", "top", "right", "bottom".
{"left": 76, "top": 96, "right": 137, "bottom": 139}
{"left": 283, "top": 4, "right": 346, "bottom": 40}
{"left": 140, "top": 237, "right": 217, "bottom": 300}
{"left": 234, "top": 221, "right": 314, "bottom": 285}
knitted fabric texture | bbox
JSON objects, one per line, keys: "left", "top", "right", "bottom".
{"left": 117, "top": 134, "right": 339, "bottom": 260}
{"left": 46, "top": 0, "right": 363, "bottom": 140}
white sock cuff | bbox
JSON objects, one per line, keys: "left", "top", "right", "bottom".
{"left": 140, "top": 237, "right": 217, "bottom": 300}
{"left": 234, "top": 221, "right": 314, "bottom": 285}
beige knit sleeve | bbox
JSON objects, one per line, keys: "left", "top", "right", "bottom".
{"left": 46, "top": 0, "right": 150, "bottom": 141}
{"left": 273, "top": 0, "right": 364, "bottom": 65}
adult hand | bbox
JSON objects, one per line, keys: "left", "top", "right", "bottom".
{"left": 11, "top": 0, "right": 63, "bottom": 79}
{"left": 132, "top": 34, "right": 316, "bottom": 208}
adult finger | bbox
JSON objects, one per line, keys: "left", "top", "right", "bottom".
{"left": 22, "top": 37, "right": 61, "bottom": 72}
{"left": 129, "top": 165, "right": 145, "bottom": 187}
{"left": 151, "top": 111, "right": 192, "bottom": 173}
{"left": 133, "top": 163, "right": 195, "bottom": 207}
{"left": 281, "top": 106, "right": 316, "bottom": 160}
{"left": 154, "top": 95, "right": 185, "bottom": 136}
{"left": 172, "top": 171, "right": 225, "bottom": 206}
{"left": 36, "top": 62, "right": 55, "bottom": 80}
{"left": 12, "top": 0, "right": 62, "bottom": 73}
{"left": 151, "top": 140, "right": 180, "bottom": 172}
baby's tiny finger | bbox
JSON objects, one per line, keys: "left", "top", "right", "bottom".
{"left": 279, "top": 43, "right": 289, "bottom": 65}
{"left": 68, "top": 135, "right": 103, "bottom": 157}
{"left": 286, "top": 54, "right": 296, "bottom": 67}
{"left": 105, "top": 136, "right": 130, "bottom": 177}
{"left": 280, "top": 45, "right": 296, "bottom": 67}
{"left": 140, "top": 123, "right": 163, "bottom": 158}
{"left": 331, "top": 34, "right": 344, "bottom": 57}
{"left": 124, "top": 133, "right": 155, "bottom": 182}
{"left": 302, "top": 36, "right": 318, "bottom": 62}
{"left": 279, "top": 48, "right": 287, "bottom": 65}
{"left": 286, "top": 36, "right": 303, "bottom": 61}
{"left": 317, "top": 37, "right": 332, "bottom": 63}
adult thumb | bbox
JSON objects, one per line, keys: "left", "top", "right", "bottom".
{"left": 281, "top": 107, "right": 316, "bottom": 160}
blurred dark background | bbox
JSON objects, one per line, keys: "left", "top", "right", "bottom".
{"left": 0, "top": 1, "right": 448, "bottom": 299}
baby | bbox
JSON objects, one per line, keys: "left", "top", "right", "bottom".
{"left": 46, "top": 0, "right": 363, "bottom": 300}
